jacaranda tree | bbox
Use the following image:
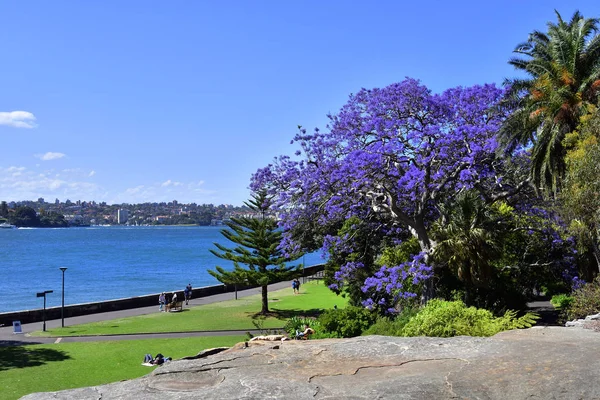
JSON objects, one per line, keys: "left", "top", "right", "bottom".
{"left": 252, "top": 79, "right": 527, "bottom": 309}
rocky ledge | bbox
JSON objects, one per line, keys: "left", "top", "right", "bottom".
{"left": 23, "top": 327, "right": 600, "bottom": 400}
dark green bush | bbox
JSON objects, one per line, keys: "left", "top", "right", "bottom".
{"left": 401, "top": 299, "right": 539, "bottom": 337}
{"left": 541, "top": 282, "right": 570, "bottom": 297}
{"left": 550, "top": 294, "right": 573, "bottom": 310}
{"left": 317, "top": 306, "right": 377, "bottom": 338}
{"left": 566, "top": 277, "right": 600, "bottom": 320}
{"left": 363, "top": 307, "right": 419, "bottom": 336}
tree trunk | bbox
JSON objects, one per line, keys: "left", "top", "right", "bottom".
{"left": 590, "top": 240, "right": 600, "bottom": 279}
{"left": 407, "top": 220, "right": 439, "bottom": 302}
{"left": 261, "top": 285, "right": 269, "bottom": 314}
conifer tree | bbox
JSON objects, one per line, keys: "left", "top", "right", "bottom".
{"left": 209, "top": 190, "right": 301, "bottom": 314}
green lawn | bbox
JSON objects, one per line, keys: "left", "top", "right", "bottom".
{"left": 1, "top": 279, "right": 546, "bottom": 398}
{"left": 0, "top": 336, "right": 246, "bottom": 400}
{"left": 35, "top": 281, "right": 346, "bottom": 336}
{"left": 3, "top": 281, "right": 345, "bottom": 400}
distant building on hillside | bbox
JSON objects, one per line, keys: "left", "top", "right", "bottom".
{"left": 155, "top": 215, "right": 169, "bottom": 223}
{"left": 117, "top": 209, "right": 129, "bottom": 224}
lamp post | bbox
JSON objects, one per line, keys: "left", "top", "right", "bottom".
{"left": 302, "top": 254, "right": 306, "bottom": 284}
{"left": 36, "top": 290, "right": 53, "bottom": 332}
{"left": 59, "top": 267, "right": 67, "bottom": 327}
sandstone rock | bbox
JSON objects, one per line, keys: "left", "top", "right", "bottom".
{"left": 585, "top": 313, "right": 600, "bottom": 321}
{"left": 22, "top": 327, "right": 600, "bottom": 400}
{"left": 566, "top": 311, "right": 600, "bottom": 327}
{"left": 565, "top": 319, "right": 586, "bottom": 327}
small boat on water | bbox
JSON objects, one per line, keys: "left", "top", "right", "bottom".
{"left": 0, "top": 222, "right": 16, "bottom": 229}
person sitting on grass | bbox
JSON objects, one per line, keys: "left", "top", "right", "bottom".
{"left": 295, "top": 324, "right": 315, "bottom": 340}
{"left": 143, "top": 353, "right": 171, "bottom": 365}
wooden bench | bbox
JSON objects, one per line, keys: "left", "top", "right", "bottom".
{"left": 166, "top": 301, "right": 183, "bottom": 312}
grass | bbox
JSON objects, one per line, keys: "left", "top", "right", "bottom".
{"left": 0, "top": 336, "right": 245, "bottom": 400}
{"left": 35, "top": 281, "right": 346, "bottom": 337}
{"left": 2, "top": 281, "right": 346, "bottom": 399}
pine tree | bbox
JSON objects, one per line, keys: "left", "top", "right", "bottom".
{"left": 209, "top": 190, "right": 301, "bottom": 314}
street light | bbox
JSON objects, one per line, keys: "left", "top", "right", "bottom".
{"left": 59, "top": 267, "right": 68, "bottom": 327}
{"left": 36, "top": 290, "right": 53, "bottom": 332}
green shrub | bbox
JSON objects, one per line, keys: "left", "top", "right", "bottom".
{"left": 566, "top": 277, "right": 600, "bottom": 320}
{"left": 541, "top": 282, "right": 570, "bottom": 297}
{"left": 317, "top": 306, "right": 377, "bottom": 338}
{"left": 550, "top": 294, "right": 574, "bottom": 310}
{"left": 363, "top": 307, "right": 418, "bottom": 336}
{"left": 401, "top": 299, "right": 538, "bottom": 337}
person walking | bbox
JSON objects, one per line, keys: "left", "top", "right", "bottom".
{"left": 158, "top": 292, "right": 166, "bottom": 312}
{"left": 187, "top": 283, "right": 193, "bottom": 303}
{"left": 292, "top": 278, "right": 301, "bottom": 294}
{"left": 184, "top": 284, "right": 191, "bottom": 305}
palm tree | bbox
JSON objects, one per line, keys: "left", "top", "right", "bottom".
{"left": 432, "top": 192, "right": 500, "bottom": 302}
{"left": 499, "top": 10, "right": 600, "bottom": 194}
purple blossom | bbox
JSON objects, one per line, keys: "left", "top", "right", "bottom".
{"left": 360, "top": 252, "right": 433, "bottom": 312}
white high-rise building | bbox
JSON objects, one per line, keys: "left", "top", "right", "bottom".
{"left": 117, "top": 209, "right": 129, "bottom": 224}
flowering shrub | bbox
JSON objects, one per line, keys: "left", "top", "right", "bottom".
{"left": 566, "top": 276, "right": 600, "bottom": 320}
{"left": 361, "top": 252, "right": 432, "bottom": 313}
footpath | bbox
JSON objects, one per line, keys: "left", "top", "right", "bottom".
{"left": 0, "top": 280, "right": 293, "bottom": 346}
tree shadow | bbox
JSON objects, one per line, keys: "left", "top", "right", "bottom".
{"left": 0, "top": 344, "right": 71, "bottom": 371}
{"left": 0, "top": 340, "right": 45, "bottom": 347}
{"left": 532, "top": 308, "right": 562, "bottom": 326}
{"left": 250, "top": 308, "right": 324, "bottom": 320}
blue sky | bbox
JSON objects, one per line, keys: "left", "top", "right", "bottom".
{"left": 1, "top": 1, "right": 599, "bottom": 206}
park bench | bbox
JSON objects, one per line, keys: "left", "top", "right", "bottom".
{"left": 166, "top": 301, "right": 183, "bottom": 312}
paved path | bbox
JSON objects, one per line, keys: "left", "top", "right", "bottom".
{"left": 0, "top": 282, "right": 556, "bottom": 347}
{"left": 0, "top": 280, "right": 295, "bottom": 346}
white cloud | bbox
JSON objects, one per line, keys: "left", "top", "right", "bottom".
{"left": 0, "top": 165, "right": 220, "bottom": 205}
{"left": 0, "top": 111, "right": 37, "bottom": 128}
{"left": 161, "top": 179, "right": 183, "bottom": 187}
{"left": 7, "top": 166, "right": 25, "bottom": 173}
{"left": 113, "top": 180, "right": 217, "bottom": 204}
{"left": 36, "top": 152, "right": 66, "bottom": 161}
{"left": 0, "top": 165, "right": 104, "bottom": 202}
{"left": 125, "top": 185, "right": 145, "bottom": 195}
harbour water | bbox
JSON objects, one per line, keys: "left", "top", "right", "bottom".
{"left": 0, "top": 226, "right": 324, "bottom": 313}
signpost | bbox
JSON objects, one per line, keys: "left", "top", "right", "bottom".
{"left": 36, "top": 290, "right": 53, "bottom": 332}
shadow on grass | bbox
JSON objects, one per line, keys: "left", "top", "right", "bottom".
{"left": 250, "top": 308, "right": 324, "bottom": 320}
{"left": 0, "top": 344, "right": 70, "bottom": 371}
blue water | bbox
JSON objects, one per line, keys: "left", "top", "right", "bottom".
{"left": 0, "top": 226, "right": 324, "bottom": 313}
